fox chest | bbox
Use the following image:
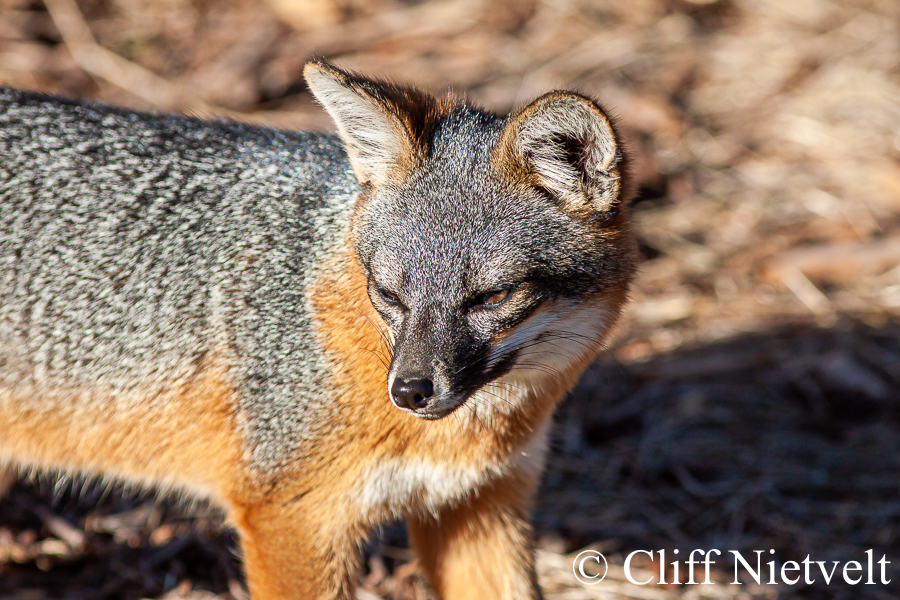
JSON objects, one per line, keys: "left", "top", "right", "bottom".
{"left": 354, "top": 420, "right": 551, "bottom": 519}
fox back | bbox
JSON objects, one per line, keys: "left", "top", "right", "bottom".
{"left": 0, "top": 61, "right": 635, "bottom": 600}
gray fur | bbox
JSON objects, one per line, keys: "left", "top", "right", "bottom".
{"left": 0, "top": 89, "right": 356, "bottom": 469}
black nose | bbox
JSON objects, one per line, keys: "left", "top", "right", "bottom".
{"left": 390, "top": 377, "right": 434, "bottom": 410}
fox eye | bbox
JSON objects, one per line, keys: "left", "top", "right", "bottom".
{"left": 477, "top": 287, "right": 513, "bottom": 307}
{"left": 378, "top": 288, "right": 402, "bottom": 306}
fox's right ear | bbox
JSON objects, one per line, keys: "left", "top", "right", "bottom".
{"left": 495, "top": 91, "right": 627, "bottom": 214}
{"left": 304, "top": 60, "right": 451, "bottom": 188}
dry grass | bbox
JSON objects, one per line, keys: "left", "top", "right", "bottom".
{"left": 1, "top": 0, "right": 898, "bottom": 598}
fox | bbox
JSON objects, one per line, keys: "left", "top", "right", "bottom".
{"left": 0, "top": 60, "right": 635, "bottom": 599}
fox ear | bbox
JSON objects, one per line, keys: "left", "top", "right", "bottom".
{"left": 496, "top": 92, "right": 626, "bottom": 213}
{"left": 304, "top": 59, "right": 448, "bottom": 188}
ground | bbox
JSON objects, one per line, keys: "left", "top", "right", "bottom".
{"left": 0, "top": 0, "right": 898, "bottom": 598}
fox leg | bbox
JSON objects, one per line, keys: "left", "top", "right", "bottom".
{"left": 407, "top": 471, "right": 543, "bottom": 600}
{"left": 228, "top": 491, "right": 362, "bottom": 600}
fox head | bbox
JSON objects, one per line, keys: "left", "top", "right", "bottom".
{"left": 305, "top": 60, "right": 635, "bottom": 420}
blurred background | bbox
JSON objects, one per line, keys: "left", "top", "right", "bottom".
{"left": 1, "top": 0, "right": 898, "bottom": 598}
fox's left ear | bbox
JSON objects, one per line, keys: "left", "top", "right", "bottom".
{"left": 495, "top": 92, "right": 626, "bottom": 213}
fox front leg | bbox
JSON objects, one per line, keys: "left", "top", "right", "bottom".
{"left": 228, "top": 491, "right": 362, "bottom": 600}
{"left": 407, "top": 472, "right": 543, "bottom": 600}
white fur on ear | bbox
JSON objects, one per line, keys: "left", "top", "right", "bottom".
{"left": 509, "top": 93, "right": 623, "bottom": 212}
{"left": 303, "top": 62, "right": 408, "bottom": 187}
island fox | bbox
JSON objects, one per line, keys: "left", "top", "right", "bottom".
{"left": 0, "top": 60, "right": 635, "bottom": 599}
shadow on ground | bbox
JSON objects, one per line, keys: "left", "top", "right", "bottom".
{"left": 542, "top": 316, "right": 900, "bottom": 599}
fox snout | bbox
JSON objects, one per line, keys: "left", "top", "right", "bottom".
{"left": 383, "top": 307, "right": 475, "bottom": 419}
{"left": 386, "top": 364, "right": 474, "bottom": 420}
{"left": 387, "top": 367, "right": 462, "bottom": 420}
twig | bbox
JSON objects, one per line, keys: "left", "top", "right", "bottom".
{"left": 32, "top": 505, "right": 86, "bottom": 551}
{"left": 780, "top": 267, "right": 832, "bottom": 316}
